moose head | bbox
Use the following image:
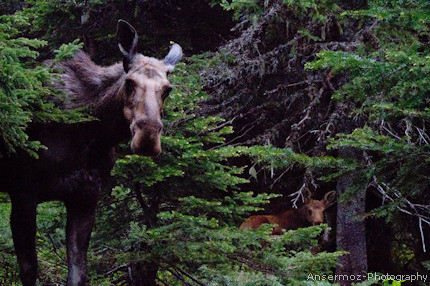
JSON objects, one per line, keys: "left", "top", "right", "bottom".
{"left": 117, "top": 20, "right": 182, "bottom": 156}
{"left": 302, "top": 188, "right": 336, "bottom": 226}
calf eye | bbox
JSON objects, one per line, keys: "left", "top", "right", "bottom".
{"left": 162, "top": 86, "right": 172, "bottom": 100}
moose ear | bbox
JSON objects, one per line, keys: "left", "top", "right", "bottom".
{"left": 302, "top": 187, "right": 311, "bottom": 204}
{"left": 323, "top": 191, "right": 336, "bottom": 207}
{"left": 117, "top": 20, "right": 138, "bottom": 72}
{"left": 163, "top": 43, "right": 182, "bottom": 72}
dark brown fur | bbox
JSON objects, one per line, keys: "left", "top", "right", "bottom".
{"left": 239, "top": 190, "right": 336, "bottom": 235}
{"left": 0, "top": 21, "right": 182, "bottom": 286}
{"left": 59, "top": 51, "right": 125, "bottom": 111}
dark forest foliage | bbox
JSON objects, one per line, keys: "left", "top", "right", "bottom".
{"left": 1, "top": 0, "right": 429, "bottom": 285}
{"left": 0, "top": 12, "right": 89, "bottom": 157}
{"left": 202, "top": 0, "right": 430, "bottom": 276}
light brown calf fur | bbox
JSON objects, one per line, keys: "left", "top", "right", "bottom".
{"left": 240, "top": 189, "right": 336, "bottom": 235}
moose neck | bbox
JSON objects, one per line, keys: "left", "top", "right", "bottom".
{"left": 280, "top": 206, "right": 310, "bottom": 229}
{"left": 84, "top": 65, "right": 130, "bottom": 146}
{"left": 297, "top": 206, "right": 311, "bottom": 227}
{"left": 59, "top": 52, "right": 130, "bottom": 144}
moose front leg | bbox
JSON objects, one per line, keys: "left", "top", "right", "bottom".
{"left": 10, "top": 192, "right": 38, "bottom": 286}
{"left": 65, "top": 203, "right": 97, "bottom": 286}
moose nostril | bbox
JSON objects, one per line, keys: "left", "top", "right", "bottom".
{"left": 156, "top": 122, "right": 163, "bottom": 133}
{"left": 134, "top": 118, "right": 162, "bottom": 132}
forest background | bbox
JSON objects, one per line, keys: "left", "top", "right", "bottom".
{"left": 0, "top": 0, "right": 429, "bottom": 285}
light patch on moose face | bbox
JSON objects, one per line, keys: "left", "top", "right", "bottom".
{"left": 122, "top": 64, "right": 171, "bottom": 157}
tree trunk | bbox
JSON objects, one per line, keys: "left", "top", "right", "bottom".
{"left": 132, "top": 190, "right": 160, "bottom": 286}
{"left": 335, "top": 148, "right": 368, "bottom": 286}
{"left": 133, "top": 263, "right": 158, "bottom": 286}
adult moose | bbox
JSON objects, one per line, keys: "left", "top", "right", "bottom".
{"left": 0, "top": 20, "right": 182, "bottom": 286}
{"left": 240, "top": 189, "right": 336, "bottom": 235}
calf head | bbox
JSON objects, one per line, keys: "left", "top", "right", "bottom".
{"left": 117, "top": 20, "right": 182, "bottom": 156}
{"left": 302, "top": 188, "right": 336, "bottom": 226}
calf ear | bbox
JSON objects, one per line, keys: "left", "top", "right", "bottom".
{"left": 302, "top": 187, "right": 311, "bottom": 204}
{"left": 323, "top": 191, "right": 336, "bottom": 207}
{"left": 163, "top": 43, "right": 182, "bottom": 72}
{"left": 117, "top": 20, "right": 138, "bottom": 72}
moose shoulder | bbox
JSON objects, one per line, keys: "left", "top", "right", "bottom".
{"left": 240, "top": 189, "right": 336, "bottom": 235}
{"left": 0, "top": 20, "right": 182, "bottom": 286}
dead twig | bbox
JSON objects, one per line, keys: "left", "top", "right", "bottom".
{"left": 104, "top": 263, "right": 129, "bottom": 276}
{"left": 174, "top": 266, "right": 207, "bottom": 286}
{"left": 168, "top": 268, "right": 194, "bottom": 286}
{"left": 364, "top": 151, "right": 429, "bottom": 252}
{"left": 269, "top": 166, "right": 292, "bottom": 189}
{"left": 289, "top": 183, "right": 307, "bottom": 209}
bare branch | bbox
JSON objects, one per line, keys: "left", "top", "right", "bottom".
{"left": 269, "top": 166, "right": 292, "bottom": 189}
{"left": 104, "top": 264, "right": 129, "bottom": 276}
{"left": 174, "top": 266, "right": 207, "bottom": 286}
{"left": 168, "top": 268, "right": 194, "bottom": 286}
{"left": 419, "top": 218, "right": 426, "bottom": 253}
{"left": 381, "top": 124, "right": 402, "bottom": 140}
{"left": 364, "top": 151, "right": 429, "bottom": 252}
{"left": 415, "top": 125, "right": 430, "bottom": 145}
{"left": 41, "top": 221, "right": 66, "bottom": 263}
{"left": 289, "top": 183, "right": 307, "bottom": 209}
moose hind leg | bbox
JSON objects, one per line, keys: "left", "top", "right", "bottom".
{"left": 10, "top": 193, "right": 38, "bottom": 286}
{"left": 65, "top": 202, "right": 97, "bottom": 286}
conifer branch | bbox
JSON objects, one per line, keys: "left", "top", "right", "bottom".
{"left": 364, "top": 151, "right": 429, "bottom": 252}
{"left": 174, "top": 266, "right": 207, "bottom": 286}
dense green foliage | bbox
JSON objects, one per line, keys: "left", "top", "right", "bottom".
{"left": 306, "top": 0, "right": 430, "bottom": 253}
{"left": 204, "top": 0, "right": 429, "bottom": 279}
{"left": 0, "top": 13, "right": 88, "bottom": 157}
{"left": 0, "top": 54, "right": 343, "bottom": 285}
{"left": 88, "top": 58, "right": 344, "bottom": 285}
{"left": 0, "top": 198, "right": 68, "bottom": 285}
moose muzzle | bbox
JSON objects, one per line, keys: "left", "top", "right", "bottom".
{"left": 130, "top": 117, "right": 163, "bottom": 157}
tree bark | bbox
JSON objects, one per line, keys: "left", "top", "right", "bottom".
{"left": 132, "top": 190, "right": 160, "bottom": 286}
{"left": 133, "top": 263, "right": 158, "bottom": 286}
{"left": 335, "top": 148, "right": 368, "bottom": 286}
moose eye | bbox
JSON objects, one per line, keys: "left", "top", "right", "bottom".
{"left": 125, "top": 79, "right": 135, "bottom": 94}
{"left": 162, "top": 86, "right": 172, "bottom": 100}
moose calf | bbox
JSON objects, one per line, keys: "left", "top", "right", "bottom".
{"left": 240, "top": 189, "right": 336, "bottom": 235}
